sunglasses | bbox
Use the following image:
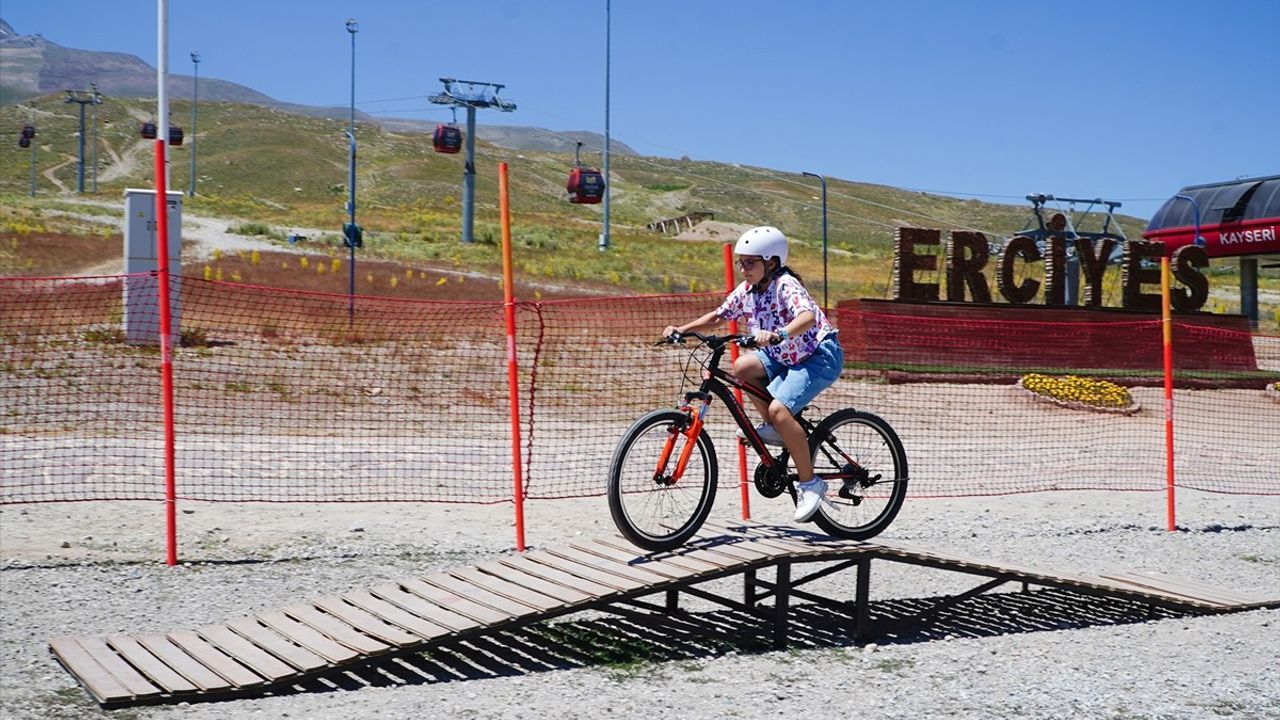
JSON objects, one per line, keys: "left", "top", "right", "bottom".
{"left": 736, "top": 257, "right": 765, "bottom": 271}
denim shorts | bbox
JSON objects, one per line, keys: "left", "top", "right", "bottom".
{"left": 754, "top": 335, "right": 844, "bottom": 413}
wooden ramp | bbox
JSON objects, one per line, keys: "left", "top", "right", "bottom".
{"left": 51, "top": 522, "right": 1279, "bottom": 708}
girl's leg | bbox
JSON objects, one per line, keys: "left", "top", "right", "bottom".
{"left": 768, "top": 400, "right": 813, "bottom": 481}
{"left": 733, "top": 353, "right": 774, "bottom": 422}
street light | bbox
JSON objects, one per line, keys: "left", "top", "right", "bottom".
{"left": 802, "top": 171, "right": 829, "bottom": 310}
{"left": 343, "top": 19, "right": 359, "bottom": 326}
{"left": 189, "top": 50, "right": 200, "bottom": 196}
{"left": 599, "top": 0, "right": 612, "bottom": 251}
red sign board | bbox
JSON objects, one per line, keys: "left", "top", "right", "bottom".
{"left": 1144, "top": 218, "right": 1280, "bottom": 257}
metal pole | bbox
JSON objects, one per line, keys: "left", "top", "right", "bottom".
{"left": 91, "top": 83, "right": 99, "bottom": 193}
{"left": 158, "top": 0, "right": 169, "bottom": 188}
{"left": 346, "top": 19, "right": 358, "bottom": 326}
{"left": 76, "top": 101, "right": 86, "bottom": 193}
{"left": 462, "top": 104, "right": 477, "bottom": 243}
{"left": 189, "top": 51, "right": 199, "bottom": 196}
{"left": 29, "top": 131, "right": 36, "bottom": 197}
{"left": 803, "top": 171, "right": 828, "bottom": 309}
{"left": 599, "top": 0, "right": 611, "bottom": 251}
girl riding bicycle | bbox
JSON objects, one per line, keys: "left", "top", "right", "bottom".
{"left": 662, "top": 226, "right": 843, "bottom": 523}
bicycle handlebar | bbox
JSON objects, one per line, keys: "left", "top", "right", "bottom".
{"left": 657, "top": 331, "right": 775, "bottom": 348}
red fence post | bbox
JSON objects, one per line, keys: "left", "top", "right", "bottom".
{"left": 1161, "top": 256, "right": 1176, "bottom": 531}
{"left": 154, "top": 140, "right": 179, "bottom": 565}
{"left": 499, "top": 162, "right": 527, "bottom": 551}
{"left": 723, "top": 243, "right": 751, "bottom": 519}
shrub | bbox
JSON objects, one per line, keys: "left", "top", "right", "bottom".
{"left": 1019, "top": 373, "right": 1134, "bottom": 410}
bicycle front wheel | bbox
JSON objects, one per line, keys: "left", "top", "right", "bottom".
{"left": 607, "top": 409, "right": 718, "bottom": 551}
{"left": 808, "top": 408, "right": 908, "bottom": 540}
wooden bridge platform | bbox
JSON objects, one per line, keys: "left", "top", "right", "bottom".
{"left": 50, "top": 522, "right": 1279, "bottom": 708}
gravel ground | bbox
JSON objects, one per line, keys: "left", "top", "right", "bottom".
{"left": 1, "top": 489, "right": 1277, "bottom": 720}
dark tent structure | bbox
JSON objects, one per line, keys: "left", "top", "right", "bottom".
{"left": 1144, "top": 175, "right": 1280, "bottom": 326}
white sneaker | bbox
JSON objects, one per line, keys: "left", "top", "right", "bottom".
{"left": 737, "top": 422, "right": 784, "bottom": 447}
{"left": 794, "top": 477, "right": 828, "bottom": 523}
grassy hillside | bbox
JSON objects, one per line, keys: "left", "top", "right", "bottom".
{"left": 2, "top": 93, "right": 1274, "bottom": 329}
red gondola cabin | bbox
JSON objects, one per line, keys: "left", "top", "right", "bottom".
{"left": 567, "top": 167, "right": 605, "bottom": 204}
{"left": 433, "top": 124, "right": 462, "bottom": 154}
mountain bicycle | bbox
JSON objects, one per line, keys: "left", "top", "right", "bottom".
{"left": 607, "top": 332, "right": 909, "bottom": 551}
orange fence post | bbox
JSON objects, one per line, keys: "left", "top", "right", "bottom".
{"left": 499, "top": 162, "right": 527, "bottom": 551}
{"left": 723, "top": 243, "right": 751, "bottom": 519}
{"left": 1161, "top": 255, "right": 1176, "bottom": 531}
{"left": 154, "top": 140, "right": 178, "bottom": 566}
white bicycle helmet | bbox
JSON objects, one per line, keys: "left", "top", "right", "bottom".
{"left": 734, "top": 226, "right": 788, "bottom": 266}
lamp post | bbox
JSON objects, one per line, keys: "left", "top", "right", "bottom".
{"left": 344, "top": 19, "right": 359, "bottom": 326}
{"left": 189, "top": 51, "right": 199, "bottom": 196}
{"left": 802, "top": 171, "right": 829, "bottom": 310}
{"left": 599, "top": 0, "right": 612, "bottom": 251}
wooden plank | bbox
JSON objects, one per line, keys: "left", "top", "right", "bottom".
{"left": 545, "top": 546, "right": 673, "bottom": 585}
{"left": 448, "top": 566, "right": 571, "bottom": 610}
{"left": 136, "top": 634, "right": 233, "bottom": 692}
{"left": 255, "top": 611, "right": 362, "bottom": 664}
{"left": 590, "top": 537, "right": 726, "bottom": 574}
{"left": 72, "top": 637, "right": 164, "bottom": 699}
{"left": 419, "top": 571, "right": 550, "bottom": 615}
{"left": 49, "top": 637, "right": 134, "bottom": 704}
{"left": 697, "top": 523, "right": 806, "bottom": 558}
{"left": 568, "top": 539, "right": 691, "bottom": 580}
{"left": 369, "top": 583, "right": 482, "bottom": 632}
{"left": 1126, "top": 571, "right": 1275, "bottom": 606}
{"left": 473, "top": 560, "right": 595, "bottom": 605}
{"left": 105, "top": 635, "right": 198, "bottom": 694}
{"left": 1099, "top": 573, "right": 1251, "bottom": 608}
{"left": 166, "top": 631, "right": 264, "bottom": 689}
{"left": 646, "top": 540, "right": 754, "bottom": 570}
{"left": 495, "top": 555, "right": 622, "bottom": 597}
{"left": 399, "top": 578, "right": 516, "bottom": 625}
{"left": 282, "top": 604, "right": 392, "bottom": 656}
{"left": 524, "top": 549, "right": 651, "bottom": 591}
{"left": 312, "top": 596, "right": 424, "bottom": 647}
{"left": 688, "top": 531, "right": 781, "bottom": 562}
{"left": 197, "top": 624, "right": 299, "bottom": 681}
{"left": 225, "top": 617, "right": 329, "bottom": 673}
{"left": 707, "top": 522, "right": 842, "bottom": 557}
{"left": 342, "top": 589, "right": 455, "bottom": 640}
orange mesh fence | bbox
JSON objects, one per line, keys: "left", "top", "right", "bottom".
{"left": 2, "top": 275, "right": 1277, "bottom": 505}
{"left": 1, "top": 275, "right": 534, "bottom": 504}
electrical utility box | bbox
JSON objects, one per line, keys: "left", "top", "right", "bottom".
{"left": 122, "top": 189, "right": 183, "bottom": 345}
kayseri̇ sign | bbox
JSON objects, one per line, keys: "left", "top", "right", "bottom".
{"left": 892, "top": 228, "right": 1210, "bottom": 312}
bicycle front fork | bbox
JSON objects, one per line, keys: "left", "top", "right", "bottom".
{"left": 653, "top": 395, "right": 711, "bottom": 484}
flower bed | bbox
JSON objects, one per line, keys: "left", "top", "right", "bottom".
{"left": 1015, "top": 373, "right": 1141, "bottom": 415}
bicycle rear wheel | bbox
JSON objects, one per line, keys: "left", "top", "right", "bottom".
{"left": 608, "top": 409, "right": 718, "bottom": 551}
{"left": 807, "top": 408, "right": 907, "bottom": 540}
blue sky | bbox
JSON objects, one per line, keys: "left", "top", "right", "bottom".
{"left": 5, "top": 1, "right": 1279, "bottom": 220}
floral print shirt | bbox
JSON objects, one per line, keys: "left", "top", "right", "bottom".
{"left": 715, "top": 273, "right": 835, "bottom": 366}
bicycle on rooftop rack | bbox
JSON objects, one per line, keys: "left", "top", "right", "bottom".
{"left": 607, "top": 332, "right": 909, "bottom": 551}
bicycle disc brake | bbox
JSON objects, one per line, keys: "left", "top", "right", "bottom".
{"left": 753, "top": 457, "right": 791, "bottom": 498}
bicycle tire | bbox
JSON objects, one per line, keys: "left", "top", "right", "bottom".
{"left": 807, "top": 408, "right": 908, "bottom": 540}
{"left": 607, "top": 409, "right": 718, "bottom": 551}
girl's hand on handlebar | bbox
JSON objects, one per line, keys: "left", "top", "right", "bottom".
{"left": 662, "top": 325, "right": 680, "bottom": 340}
{"left": 754, "top": 329, "right": 782, "bottom": 346}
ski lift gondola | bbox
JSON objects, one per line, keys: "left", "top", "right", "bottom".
{"left": 566, "top": 141, "right": 604, "bottom": 204}
{"left": 433, "top": 124, "right": 462, "bottom": 154}
{"left": 433, "top": 108, "right": 463, "bottom": 154}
